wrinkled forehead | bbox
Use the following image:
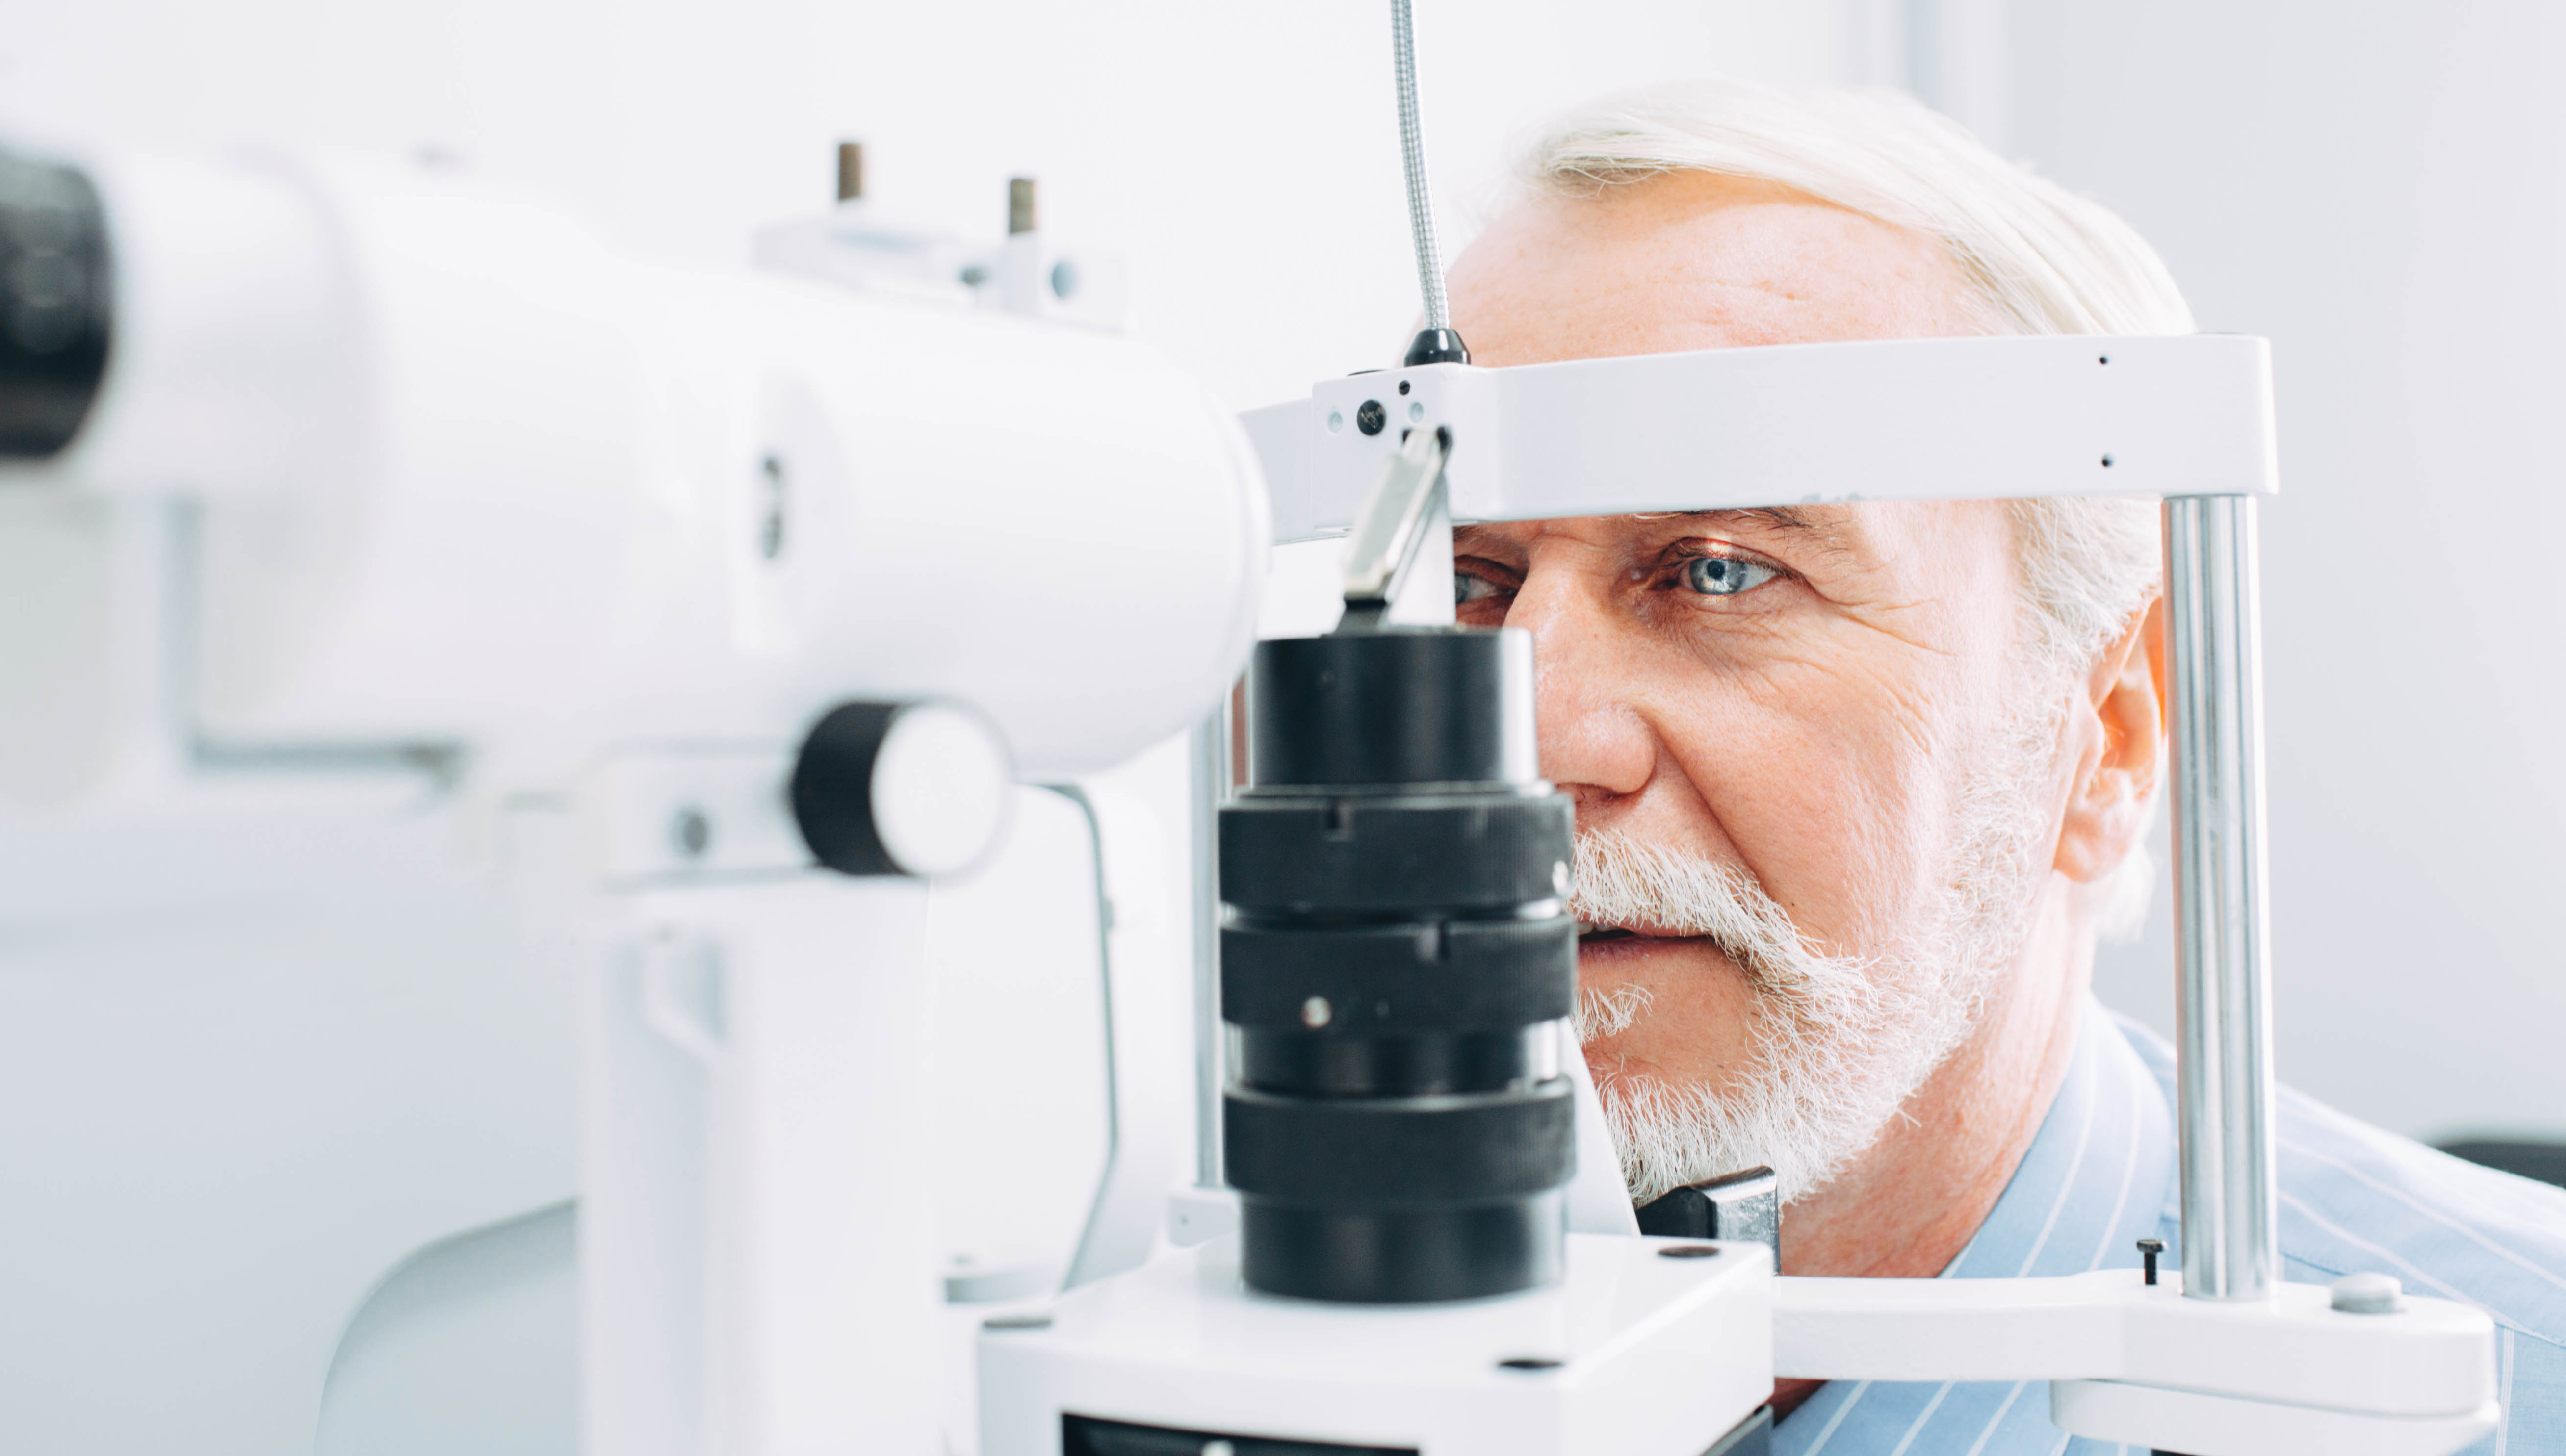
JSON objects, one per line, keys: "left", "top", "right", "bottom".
{"left": 1446, "top": 172, "right": 1980, "bottom": 367}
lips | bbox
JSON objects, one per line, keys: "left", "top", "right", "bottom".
{"left": 1576, "top": 922, "right": 1706, "bottom": 973}
{"left": 1574, "top": 919, "right": 1758, "bottom": 990}
{"left": 1576, "top": 920, "right": 1695, "bottom": 942}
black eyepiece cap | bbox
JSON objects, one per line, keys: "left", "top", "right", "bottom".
{"left": 1402, "top": 326, "right": 1469, "bottom": 367}
{"left": 0, "top": 146, "right": 113, "bottom": 459}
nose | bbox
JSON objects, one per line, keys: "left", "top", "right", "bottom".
{"left": 1503, "top": 551, "right": 1658, "bottom": 822}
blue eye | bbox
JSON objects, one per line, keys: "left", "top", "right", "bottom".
{"left": 1683, "top": 555, "right": 1777, "bottom": 596}
{"left": 1455, "top": 572, "right": 1504, "bottom": 606}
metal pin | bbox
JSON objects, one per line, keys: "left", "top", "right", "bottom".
{"left": 1008, "top": 177, "right": 1036, "bottom": 235}
{"left": 836, "top": 141, "right": 863, "bottom": 202}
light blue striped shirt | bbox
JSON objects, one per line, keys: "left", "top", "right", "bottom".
{"left": 1778, "top": 1000, "right": 2566, "bottom": 1456}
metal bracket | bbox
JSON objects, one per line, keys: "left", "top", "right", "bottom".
{"left": 1336, "top": 424, "right": 1451, "bottom": 633}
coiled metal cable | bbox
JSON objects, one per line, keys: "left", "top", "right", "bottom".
{"left": 1391, "top": 0, "right": 1448, "bottom": 332}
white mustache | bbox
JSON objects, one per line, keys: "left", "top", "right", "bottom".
{"left": 1565, "top": 828, "right": 1881, "bottom": 1013}
{"left": 1563, "top": 826, "right": 1942, "bottom": 1205}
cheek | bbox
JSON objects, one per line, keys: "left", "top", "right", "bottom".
{"left": 1651, "top": 651, "right": 1970, "bottom": 950}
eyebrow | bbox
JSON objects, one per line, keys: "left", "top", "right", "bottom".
{"left": 1666, "top": 506, "right": 1817, "bottom": 531}
{"left": 1651, "top": 504, "right": 1865, "bottom": 561}
{"left": 1451, "top": 503, "right": 1870, "bottom": 562}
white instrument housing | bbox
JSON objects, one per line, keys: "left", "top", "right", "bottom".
{"left": 7, "top": 147, "right": 1269, "bottom": 787}
{"left": 980, "top": 1235, "right": 1775, "bottom": 1456}
{"left": 0, "top": 139, "right": 1271, "bottom": 1456}
{"left": 1244, "top": 333, "right": 2279, "bottom": 545}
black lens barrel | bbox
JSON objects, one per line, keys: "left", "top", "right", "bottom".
{"left": 1220, "top": 627, "right": 1578, "bottom": 1303}
{"left": 0, "top": 146, "right": 112, "bottom": 459}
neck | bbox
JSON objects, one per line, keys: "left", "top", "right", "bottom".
{"left": 1766, "top": 876, "right": 2093, "bottom": 1415}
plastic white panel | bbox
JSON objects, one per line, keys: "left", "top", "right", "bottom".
{"left": 1247, "top": 334, "right": 2279, "bottom": 543}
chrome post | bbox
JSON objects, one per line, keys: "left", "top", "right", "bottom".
{"left": 2163, "top": 493, "right": 2280, "bottom": 1301}
{"left": 1188, "top": 701, "right": 1232, "bottom": 1189}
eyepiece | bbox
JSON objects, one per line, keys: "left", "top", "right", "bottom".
{"left": 0, "top": 146, "right": 112, "bottom": 459}
{"left": 1220, "top": 625, "right": 1577, "bottom": 1303}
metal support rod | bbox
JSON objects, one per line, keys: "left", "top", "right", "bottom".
{"left": 1188, "top": 701, "right": 1232, "bottom": 1189}
{"left": 1389, "top": 0, "right": 1448, "bottom": 332}
{"left": 2163, "top": 493, "right": 2279, "bottom": 1301}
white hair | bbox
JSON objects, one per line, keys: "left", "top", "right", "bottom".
{"left": 1521, "top": 78, "right": 2175, "bottom": 937}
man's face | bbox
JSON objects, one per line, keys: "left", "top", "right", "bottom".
{"left": 1444, "top": 173, "right": 2067, "bottom": 1201}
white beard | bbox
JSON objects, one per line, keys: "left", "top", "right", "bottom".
{"left": 1567, "top": 708, "right": 2057, "bottom": 1207}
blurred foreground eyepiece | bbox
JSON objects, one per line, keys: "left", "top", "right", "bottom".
{"left": 1219, "top": 626, "right": 1578, "bottom": 1302}
{"left": 0, "top": 147, "right": 112, "bottom": 458}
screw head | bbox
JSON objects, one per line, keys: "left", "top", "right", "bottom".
{"left": 1658, "top": 1244, "right": 1723, "bottom": 1260}
{"left": 673, "top": 806, "right": 712, "bottom": 858}
{"left": 758, "top": 455, "right": 787, "bottom": 560}
{"left": 1355, "top": 399, "right": 1386, "bottom": 435}
{"left": 1497, "top": 1356, "right": 1563, "bottom": 1372}
{"left": 2331, "top": 1271, "right": 2402, "bottom": 1314}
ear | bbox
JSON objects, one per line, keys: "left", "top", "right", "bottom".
{"left": 2053, "top": 594, "right": 2166, "bottom": 884}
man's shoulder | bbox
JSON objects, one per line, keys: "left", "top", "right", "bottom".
{"left": 2271, "top": 1081, "right": 2566, "bottom": 1341}
{"left": 2110, "top": 1011, "right": 2566, "bottom": 1344}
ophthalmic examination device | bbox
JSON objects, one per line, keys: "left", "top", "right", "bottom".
{"left": 0, "top": 4, "right": 2502, "bottom": 1455}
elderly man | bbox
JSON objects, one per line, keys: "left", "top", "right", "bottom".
{"left": 1436, "top": 81, "right": 2566, "bottom": 1454}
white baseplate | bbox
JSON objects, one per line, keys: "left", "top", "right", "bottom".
{"left": 978, "top": 1233, "right": 1773, "bottom": 1456}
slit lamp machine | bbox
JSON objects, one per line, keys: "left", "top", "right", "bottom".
{"left": 0, "top": 5, "right": 2501, "bottom": 1455}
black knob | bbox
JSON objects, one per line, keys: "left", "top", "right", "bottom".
{"left": 0, "top": 145, "right": 113, "bottom": 459}
{"left": 1402, "top": 326, "right": 1469, "bottom": 367}
{"left": 790, "top": 700, "right": 1012, "bottom": 878}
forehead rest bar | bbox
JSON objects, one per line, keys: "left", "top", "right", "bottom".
{"left": 1244, "top": 333, "right": 2276, "bottom": 543}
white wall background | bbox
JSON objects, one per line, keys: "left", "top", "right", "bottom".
{"left": 0, "top": 0, "right": 1843, "bottom": 416}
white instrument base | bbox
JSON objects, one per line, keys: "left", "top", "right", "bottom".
{"left": 978, "top": 1233, "right": 1772, "bottom": 1456}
